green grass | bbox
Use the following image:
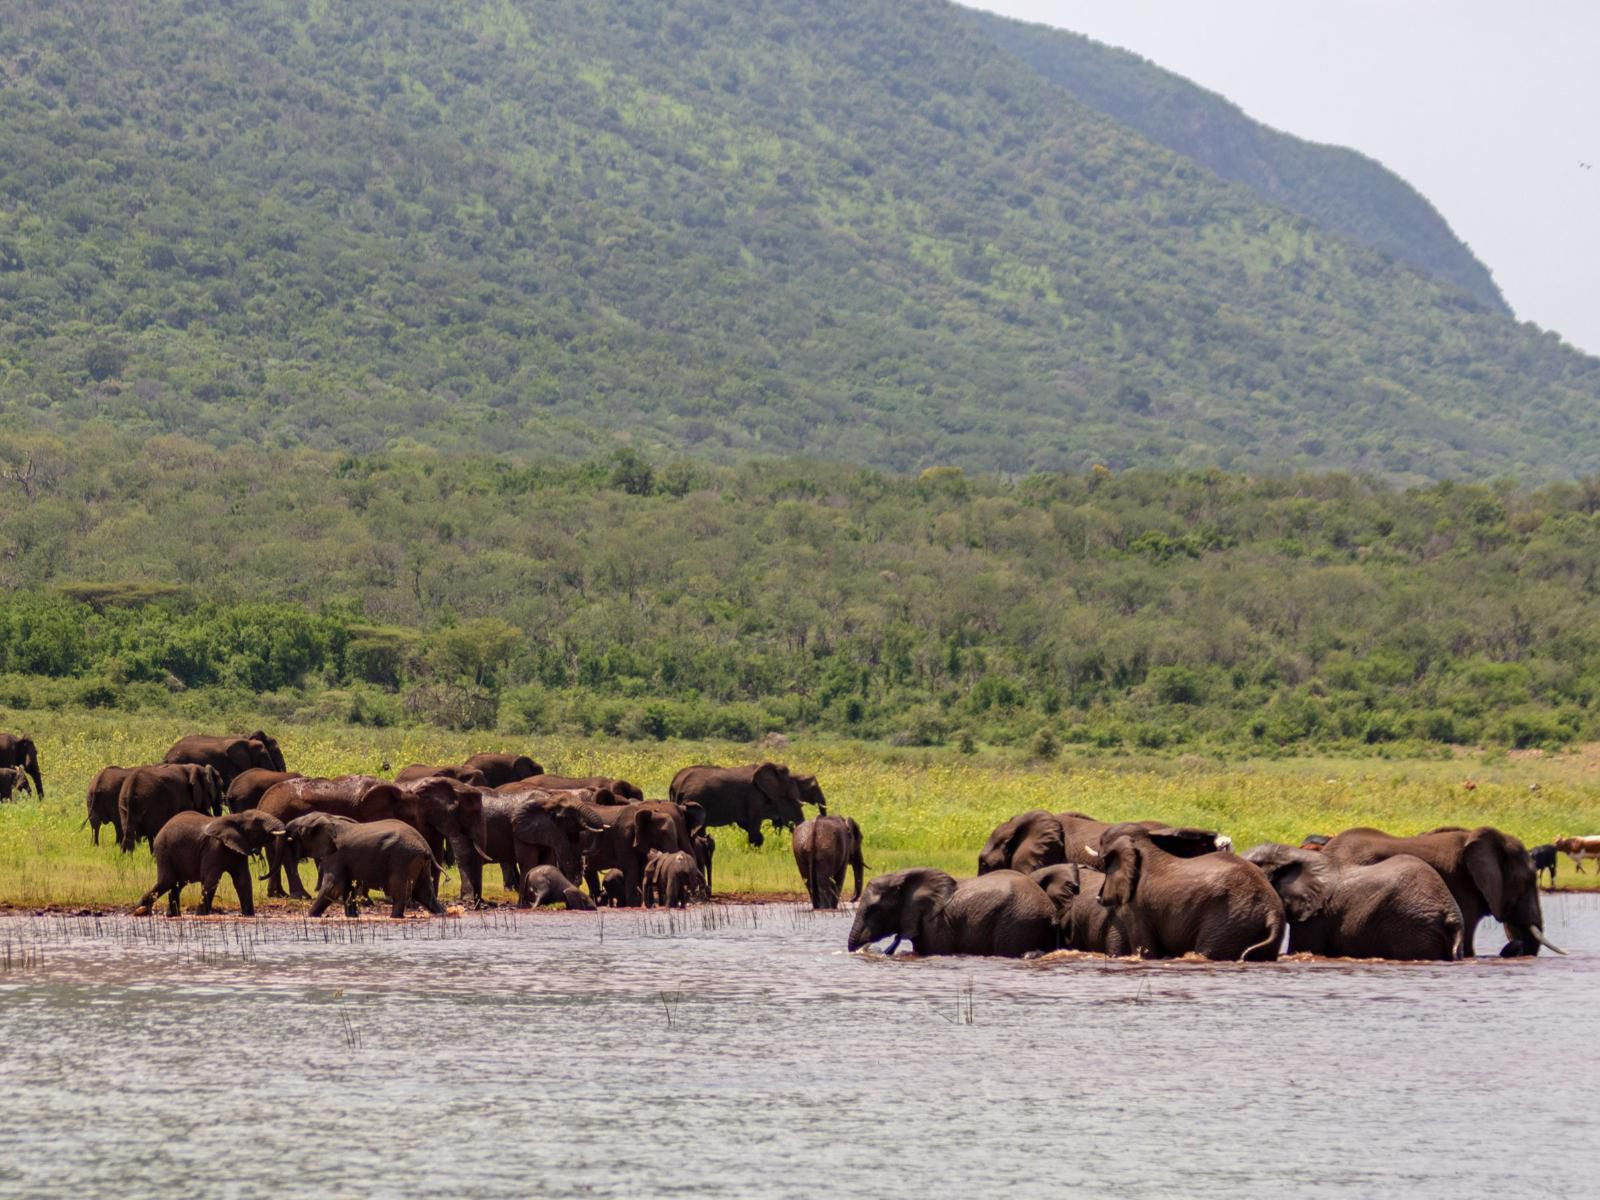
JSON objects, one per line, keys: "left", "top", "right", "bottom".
{"left": 1, "top": 710, "right": 1595, "bottom": 911}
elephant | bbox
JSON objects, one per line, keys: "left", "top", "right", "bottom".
{"left": 1322, "top": 826, "right": 1562, "bottom": 958}
{"left": 394, "top": 763, "right": 490, "bottom": 787}
{"left": 163, "top": 733, "right": 282, "bottom": 786}
{"left": 978, "top": 810, "right": 1066, "bottom": 875}
{"left": 518, "top": 864, "right": 594, "bottom": 910}
{"left": 0, "top": 765, "right": 34, "bottom": 801}
{"left": 598, "top": 869, "right": 627, "bottom": 907}
{"left": 1029, "top": 864, "right": 1126, "bottom": 954}
{"left": 257, "top": 776, "right": 425, "bottom": 898}
{"left": 1097, "top": 825, "right": 1285, "bottom": 961}
{"left": 1242, "top": 844, "right": 1463, "bottom": 960}
{"left": 668, "top": 763, "right": 824, "bottom": 847}
{"left": 462, "top": 786, "right": 606, "bottom": 901}
{"left": 793, "top": 815, "right": 865, "bottom": 909}
{"left": 462, "top": 753, "right": 544, "bottom": 787}
{"left": 0, "top": 732, "right": 44, "bottom": 798}
{"left": 644, "top": 850, "right": 707, "bottom": 909}
{"left": 85, "top": 766, "right": 135, "bottom": 846}
{"left": 398, "top": 776, "right": 497, "bottom": 900}
{"left": 226, "top": 769, "right": 301, "bottom": 813}
{"left": 1060, "top": 813, "right": 1229, "bottom": 869}
{"left": 511, "top": 774, "right": 645, "bottom": 802}
{"left": 134, "top": 809, "right": 286, "bottom": 917}
{"left": 847, "top": 868, "right": 1056, "bottom": 957}
{"left": 577, "top": 799, "right": 694, "bottom": 906}
{"left": 285, "top": 813, "right": 444, "bottom": 919}
{"left": 692, "top": 830, "right": 716, "bottom": 895}
{"left": 118, "top": 764, "right": 227, "bottom": 852}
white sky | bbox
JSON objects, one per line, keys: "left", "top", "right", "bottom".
{"left": 964, "top": 1, "right": 1600, "bottom": 356}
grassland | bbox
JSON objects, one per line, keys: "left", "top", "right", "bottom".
{"left": 1, "top": 711, "right": 1596, "bottom": 911}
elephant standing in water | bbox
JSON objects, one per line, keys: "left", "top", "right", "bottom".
{"left": 1030, "top": 864, "right": 1126, "bottom": 954}
{"left": 1097, "top": 825, "right": 1284, "bottom": 961}
{"left": 0, "top": 732, "right": 44, "bottom": 798}
{"left": 1242, "top": 844, "right": 1463, "bottom": 960}
{"left": 134, "top": 809, "right": 286, "bottom": 916}
{"left": 978, "top": 810, "right": 1066, "bottom": 875}
{"left": 847, "top": 868, "right": 1055, "bottom": 957}
{"left": 793, "top": 815, "right": 865, "bottom": 909}
{"left": 1323, "top": 826, "right": 1561, "bottom": 957}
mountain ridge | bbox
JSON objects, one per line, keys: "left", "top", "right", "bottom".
{"left": 0, "top": 0, "right": 1595, "bottom": 481}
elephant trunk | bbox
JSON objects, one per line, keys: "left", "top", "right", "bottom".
{"left": 1502, "top": 923, "right": 1565, "bottom": 957}
{"left": 446, "top": 830, "right": 480, "bottom": 901}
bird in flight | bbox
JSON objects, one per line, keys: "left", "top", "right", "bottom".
{"left": 1582, "top": 161, "right": 1594, "bottom": 170}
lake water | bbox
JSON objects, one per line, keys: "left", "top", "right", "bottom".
{"left": 2, "top": 896, "right": 1598, "bottom": 1198}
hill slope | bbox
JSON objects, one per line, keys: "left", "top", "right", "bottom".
{"left": 970, "top": 9, "right": 1507, "bottom": 313}
{"left": 0, "top": 0, "right": 1596, "bottom": 479}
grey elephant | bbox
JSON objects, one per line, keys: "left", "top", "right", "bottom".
{"left": 978, "top": 810, "right": 1066, "bottom": 875}
{"left": 598, "top": 868, "right": 627, "bottom": 908}
{"left": 1097, "top": 825, "right": 1284, "bottom": 961}
{"left": 1243, "top": 843, "right": 1463, "bottom": 960}
{"left": 118, "top": 764, "right": 227, "bottom": 851}
{"left": 847, "top": 868, "right": 1056, "bottom": 957}
{"left": 644, "top": 849, "right": 707, "bottom": 909}
{"left": 793, "top": 815, "right": 866, "bottom": 909}
{"left": 669, "top": 762, "right": 825, "bottom": 846}
{"left": 1029, "top": 864, "right": 1126, "bottom": 954}
{"left": 1323, "top": 825, "right": 1561, "bottom": 957}
{"left": 134, "top": 809, "right": 286, "bottom": 917}
{"left": 692, "top": 830, "right": 716, "bottom": 895}
{"left": 0, "top": 732, "right": 44, "bottom": 798}
{"left": 285, "top": 812, "right": 444, "bottom": 919}
{"left": 518, "top": 865, "right": 595, "bottom": 910}
{"left": 85, "top": 766, "right": 135, "bottom": 846}
{"left": 0, "top": 765, "right": 34, "bottom": 801}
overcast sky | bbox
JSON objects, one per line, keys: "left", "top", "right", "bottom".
{"left": 965, "top": 1, "right": 1600, "bottom": 357}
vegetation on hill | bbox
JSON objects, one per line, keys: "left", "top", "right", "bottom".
{"left": 0, "top": 0, "right": 1596, "bottom": 479}
{"left": 2, "top": 432, "right": 1600, "bottom": 753}
{"left": 971, "top": 9, "right": 1507, "bottom": 312}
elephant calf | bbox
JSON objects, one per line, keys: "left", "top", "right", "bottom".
{"left": 0, "top": 765, "right": 34, "bottom": 801}
{"left": 287, "top": 813, "right": 444, "bottom": 919}
{"left": 1243, "top": 844, "right": 1463, "bottom": 961}
{"left": 848, "top": 868, "right": 1056, "bottom": 957}
{"left": 518, "top": 865, "right": 594, "bottom": 910}
{"left": 598, "top": 869, "right": 627, "bottom": 908}
{"left": 644, "top": 850, "right": 707, "bottom": 909}
{"left": 135, "top": 810, "right": 286, "bottom": 917}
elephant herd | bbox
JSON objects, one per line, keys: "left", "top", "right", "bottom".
{"left": 69, "top": 732, "right": 832, "bottom": 918}
{"left": 847, "top": 807, "right": 1563, "bottom": 963}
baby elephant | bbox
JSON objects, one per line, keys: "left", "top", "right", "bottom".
{"left": 1243, "top": 843, "right": 1463, "bottom": 960}
{"left": 286, "top": 812, "right": 444, "bottom": 919}
{"left": 1030, "top": 863, "right": 1126, "bottom": 954}
{"left": 519, "top": 865, "right": 595, "bottom": 910}
{"left": 644, "top": 850, "right": 707, "bottom": 909}
{"left": 598, "top": 868, "right": 628, "bottom": 908}
{"left": 0, "top": 765, "right": 34, "bottom": 801}
{"left": 135, "top": 809, "right": 286, "bottom": 917}
{"left": 792, "top": 815, "right": 865, "bottom": 909}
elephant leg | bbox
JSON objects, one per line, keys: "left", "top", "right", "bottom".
{"left": 286, "top": 847, "right": 312, "bottom": 900}
{"left": 387, "top": 864, "right": 412, "bottom": 918}
{"left": 136, "top": 871, "right": 173, "bottom": 914}
{"left": 231, "top": 861, "right": 255, "bottom": 917}
{"left": 412, "top": 866, "right": 443, "bottom": 916}
{"left": 307, "top": 868, "right": 346, "bottom": 919}
{"left": 499, "top": 862, "right": 519, "bottom": 892}
{"left": 264, "top": 839, "right": 288, "bottom": 898}
{"left": 167, "top": 884, "right": 182, "bottom": 918}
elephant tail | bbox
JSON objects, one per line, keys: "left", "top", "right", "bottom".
{"left": 1445, "top": 908, "right": 1465, "bottom": 961}
{"left": 1238, "top": 911, "right": 1285, "bottom": 962}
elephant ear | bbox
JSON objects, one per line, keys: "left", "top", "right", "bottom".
{"left": 1464, "top": 828, "right": 1508, "bottom": 921}
{"left": 751, "top": 762, "right": 785, "bottom": 804}
{"left": 902, "top": 869, "right": 957, "bottom": 945}
{"left": 1245, "top": 845, "right": 1336, "bottom": 923}
{"left": 203, "top": 817, "right": 252, "bottom": 857}
{"left": 1099, "top": 836, "right": 1142, "bottom": 907}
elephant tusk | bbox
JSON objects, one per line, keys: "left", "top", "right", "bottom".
{"left": 1530, "top": 926, "right": 1568, "bottom": 956}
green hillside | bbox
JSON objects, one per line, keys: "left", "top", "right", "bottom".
{"left": 2, "top": 432, "right": 1600, "bottom": 753}
{"left": 971, "top": 9, "right": 1507, "bottom": 313}
{"left": 0, "top": 0, "right": 1597, "bottom": 478}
